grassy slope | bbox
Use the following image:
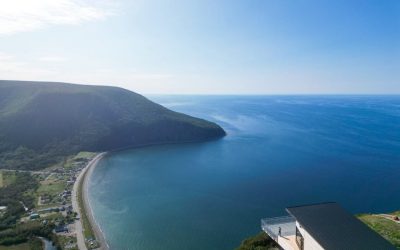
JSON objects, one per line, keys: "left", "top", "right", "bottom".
{"left": 358, "top": 214, "right": 400, "bottom": 248}
{"left": 0, "top": 81, "right": 225, "bottom": 170}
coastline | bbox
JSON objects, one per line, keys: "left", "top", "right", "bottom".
{"left": 71, "top": 139, "right": 225, "bottom": 250}
{"left": 72, "top": 152, "right": 108, "bottom": 250}
{"left": 70, "top": 138, "right": 225, "bottom": 249}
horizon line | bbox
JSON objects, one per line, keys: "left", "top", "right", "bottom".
{"left": 1, "top": 79, "right": 399, "bottom": 96}
{"left": 143, "top": 93, "right": 400, "bottom": 96}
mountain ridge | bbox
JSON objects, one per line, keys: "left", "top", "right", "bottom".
{"left": 0, "top": 80, "right": 226, "bottom": 170}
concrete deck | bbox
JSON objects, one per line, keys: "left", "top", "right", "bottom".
{"left": 277, "top": 235, "right": 300, "bottom": 250}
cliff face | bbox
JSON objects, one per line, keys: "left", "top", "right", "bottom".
{"left": 0, "top": 80, "right": 226, "bottom": 169}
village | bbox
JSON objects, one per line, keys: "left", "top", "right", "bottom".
{"left": 2, "top": 152, "right": 98, "bottom": 250}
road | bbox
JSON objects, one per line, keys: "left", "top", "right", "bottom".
{"left": 72, "top": 159, "right": 91, "bottom": 250}
{"left": 72, "top": 153, "right": 106, "bottom": 250}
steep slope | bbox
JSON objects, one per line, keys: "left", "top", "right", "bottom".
{"left": 0, "top": 80, "right": 225, "bottom": 169}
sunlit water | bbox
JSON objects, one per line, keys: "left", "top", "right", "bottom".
{"left": 89, "top": 96, "right": 400, "bottom": 250}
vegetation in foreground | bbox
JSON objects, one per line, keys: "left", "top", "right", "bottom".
{"left": 235, "top": 231, "right": 278, "bottom": 250}
{"left": 359, "top": 213, "right": 400, "bottom": 248}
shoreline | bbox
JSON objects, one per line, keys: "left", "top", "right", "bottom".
{"left": 72, "top": 152, "right": 108, "bottom": 250}
{"left": 72, "top": 137, "right": 225, "bottom": 249}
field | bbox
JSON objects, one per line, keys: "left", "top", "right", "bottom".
{"left": 36, "top": 153, "right": 95, "bottom": 207}
{"left": 35, "top": 173, "right": 66, "bottom": 208}
{"left": 60, "top": 152, "right": 97, "bottom": 170}
{"left": 358, "top": 214, "right": 400, "bottom": 248}
{"left": 0, "top": 171, "right": 17, "bottom": 188}
{"left": 74, "top": 152, "right": 97, "bottom": 160}
{"left": 37, "top": 181, "right": 65, "bottom": 194}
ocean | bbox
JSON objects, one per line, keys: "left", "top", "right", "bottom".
{"left": 88, "top": 95, "right": 400, "bottom": 250}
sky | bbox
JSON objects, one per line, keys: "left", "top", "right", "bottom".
{"left": 0, "top": 0, "right": 399, "bottom": 94}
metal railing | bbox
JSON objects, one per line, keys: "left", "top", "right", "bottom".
{"left": 261, "top": 216, "right": 296, "bottom": 240}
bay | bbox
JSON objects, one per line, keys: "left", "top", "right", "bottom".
{"left": 89, "top": 95, "right": 400, "bottom": 250}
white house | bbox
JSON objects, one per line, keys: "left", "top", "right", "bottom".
{"left": 261, "top": 202, "right": 395, "bottom": 250}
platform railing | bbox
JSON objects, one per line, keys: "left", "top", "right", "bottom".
{"left": 261, "top": 216, "right": 296, "bottom": 240}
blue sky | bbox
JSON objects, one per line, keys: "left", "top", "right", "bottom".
{"left": 0, "top": 0, "right": 399, "bottom": 94}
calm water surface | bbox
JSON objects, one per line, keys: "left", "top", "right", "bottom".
{"left": 89, "top": 96, "right": 400, "bottom": 250}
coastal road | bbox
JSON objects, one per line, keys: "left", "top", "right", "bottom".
{"left": 72, "top": 153, "right": 107, "bottom": 250}
{"left": 72, "top": 159, "right": 89, "bottom": 250}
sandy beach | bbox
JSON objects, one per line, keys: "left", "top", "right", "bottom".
{"left": 72, "top": 153, "right": 108, "bottom": 250}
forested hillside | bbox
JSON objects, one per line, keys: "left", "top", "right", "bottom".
{"left": 0, "top": 80, "right": 225, "bottom": 170}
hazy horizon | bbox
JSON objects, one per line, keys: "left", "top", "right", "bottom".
{"left": 0, "top": 0, "right": 399, "bottom": 94}
{"left": 2, "top": 79, "right": 400, "bottom": 96}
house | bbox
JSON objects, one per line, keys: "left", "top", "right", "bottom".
{"left": 54, "top": 225, "right": 68, "bottom": 233}
{"left": 261, "top": 202, "right": 395, "bottom": 250}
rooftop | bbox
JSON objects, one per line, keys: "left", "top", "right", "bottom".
{"left": 286, "top": 202, "right": 396, "bottom": 250}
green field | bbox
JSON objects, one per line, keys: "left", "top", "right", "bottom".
{"left": 0, "top": 171, "right": 17, "bottom": 188}
{"left": 37, "top": 182, "right": 65, "bottom": 195}
{"left": 59, "top": 152, "right": 96, "bottom": 171}
{"left": 74, "top": 152, "right": 97, "bottom": 160}
{"left": 358, "top": 214, "right": 400, "bottom": 248}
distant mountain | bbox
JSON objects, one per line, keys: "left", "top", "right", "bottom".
{"left": 0, "top": 80, "right": 225, "bottom": 170}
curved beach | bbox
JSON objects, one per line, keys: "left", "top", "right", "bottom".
{"left": 72, "top": 153, "right": 108, "bottom": 250}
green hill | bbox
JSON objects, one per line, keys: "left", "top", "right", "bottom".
{"left": 0, "top": 80, "right": 225, "bottom": 170}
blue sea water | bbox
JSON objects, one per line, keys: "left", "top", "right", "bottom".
{"left": 88, "top": 96, "right": 400, "bottom": 250}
